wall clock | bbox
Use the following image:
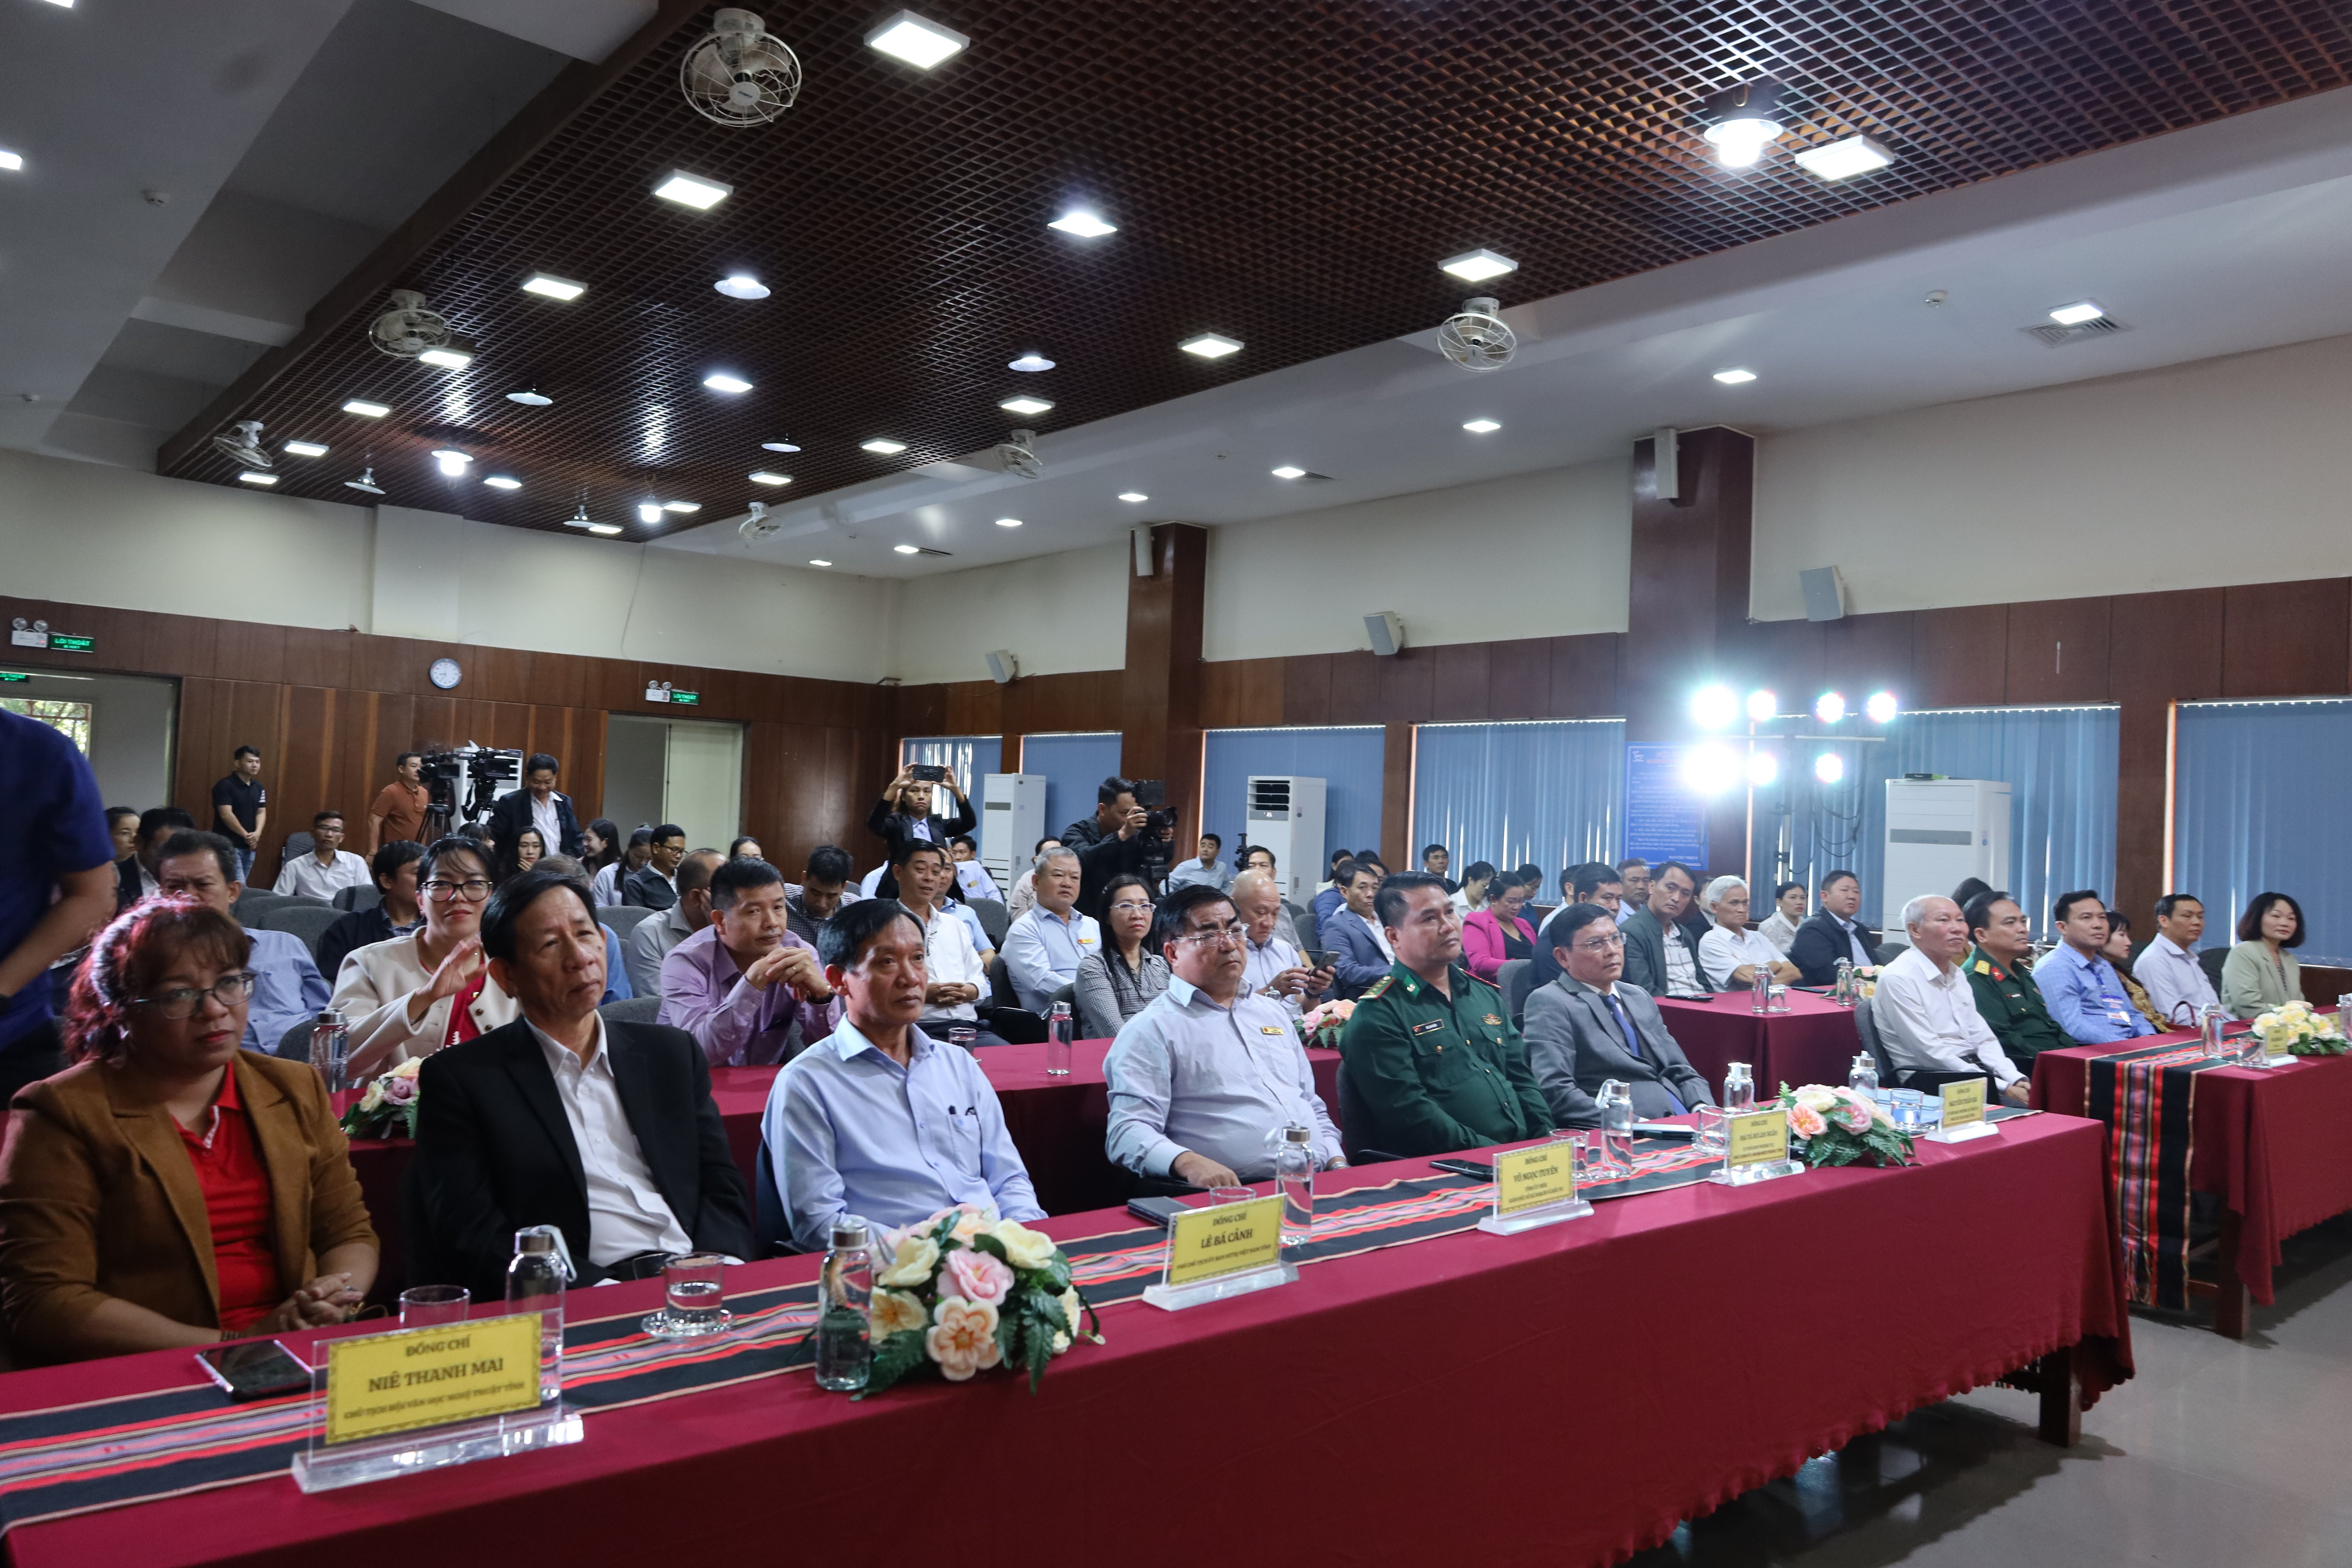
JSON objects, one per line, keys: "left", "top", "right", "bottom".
{"left": 429, "top": 657, "right": 462, "bottom": 690}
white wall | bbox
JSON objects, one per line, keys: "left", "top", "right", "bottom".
{"left": 0, "top": 669, "right": 176, "bottom": 810}
{"left": 1754, "top": 331, "right": 2352, "bottom": 620}
{"left": 888, "top": 541, "right": 1130, "bottom": 686}
{"left": 1202, "top": 460, "right": 1632, "bottom": 661}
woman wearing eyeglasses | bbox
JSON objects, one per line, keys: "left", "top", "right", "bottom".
{"left": 1075, "top": 875, "right": 1169, "bottom": 1040}
{"left": 331, "top": 836, "right": 519, "bottom": 1079}
{"left": 0, "top": 896, "right": 377, "bottom": 1364}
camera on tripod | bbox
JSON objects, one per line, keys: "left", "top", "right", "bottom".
{"left": 417, "top": 746, "right": 522, "bottom": 838}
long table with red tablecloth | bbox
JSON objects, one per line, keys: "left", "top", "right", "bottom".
{"left": 1656, "top": 989, "right": 1867, "bottom": 1095}
{"left": 2033, "top": 1036, "right": 2352, "bottom": 1334}
{"left": 0, "top": 1111, "right": 2128, "bottom": 1568}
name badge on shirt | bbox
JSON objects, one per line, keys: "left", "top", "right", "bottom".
{"left": 1410, "top": 1019, "right": 1444, "bottom": 1036}
{"left": 1260, "top": 1025, "right": 1286, "bottom": 1035}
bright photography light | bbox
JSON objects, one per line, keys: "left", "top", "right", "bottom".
{"left": 1683, "top": 743, "right": 1743, "bottom": 797}
{"left": 1814, "top": 751, "right": 1846, "bottom": 785}
{"left": 1747, "top": 749, "right": 1780, "bottom": 788}
{"left": 1865, "top": 690, "right": 1900, "bottom": 724}
{"left": 1690, "top": 684, "right": 1739, "bottom": 730}
{"left": 1815, "top": 691, "right": 1847, "bottom": 724}
{"left": 431, "top": 449, "right": 472, "bottom": 476}
{"left": 1745, "top": 689, "right": 1777, "bottom": 723}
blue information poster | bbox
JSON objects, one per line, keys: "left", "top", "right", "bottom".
{"left": 1623, "top": 744, "right": 1708, "bottom": 867}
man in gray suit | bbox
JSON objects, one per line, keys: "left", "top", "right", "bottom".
{"left": 1523, "top": 901, "right": 1718, "bottom": 1128}
{"left": 1619, "top": 859, "right": 1716, "bottom": 998}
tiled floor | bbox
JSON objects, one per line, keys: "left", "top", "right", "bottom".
{"left": 1633, "top": 1213, "right": 2352, "bottom": 1566}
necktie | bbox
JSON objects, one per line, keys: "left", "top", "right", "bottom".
{"left": 1606, "top": 992, "right": 1684, "bottom": 1113}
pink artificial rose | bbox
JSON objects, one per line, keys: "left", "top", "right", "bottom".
{"left": 1833, "top": 1099, "right": 1874, "bottom": 1135}
{"left": 1788, "top": 1103, "right": 1828, "bottom": 1139}
{"left": 381, "top": 1074, "right": 418, "bottom": 1106}
{"left": 925, "top": 1297, "right": 1004, "bottom": 1381}
{"left": 941, "top": 1245, "right": 1014, "bottom": 1305}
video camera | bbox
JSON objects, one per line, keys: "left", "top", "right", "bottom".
{"left": 1132, "top": 779, "right": 1177, "bottom": 880}
{"left": 417, "top": 746, "right": 522, "bottom": 838}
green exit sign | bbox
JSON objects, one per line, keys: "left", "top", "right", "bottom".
{"left": 670, "top": 689, "right": 700, "bottom": 706}
{"left": 0, "top": 672, "right": 28, "bottom": 683}
{"left": 47, "top": 634, "right": 93, "bottom": 653}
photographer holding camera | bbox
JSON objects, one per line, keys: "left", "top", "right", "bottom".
{"left": 1059, "top": 775, "right": 1155, "bottom": 920}
{"left": 865, "top": 761, "right": 975, "bottom": 900}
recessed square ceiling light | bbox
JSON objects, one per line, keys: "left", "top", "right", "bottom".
{"left": 1118, "top": 492, "right": 1148, "bottom": 503}
{"left": 702, "top": 372, "right": 753, "bottom": 394}
{"left": 521, "top": 274, "right": 585, "bottom": 301}
{"left": 586, "top": 522, "right": 623, "bottom": 536}
{"left": 1048, "top": 211, "right": 1116, "bottom": 237}
{"left": 809, "top": 558, "right": 832, "bottom": 567}
{"left": 893, "top": 543, "right": 921, "bottom": 554}
{"left": 865, "top": 9, "right": 968, "bottom": 68}
{"left": 1180, "top": 333, "right": 1242, "bottom": 359}
{"left": 663, "top": 500, "right": 701, "bottom": 513}
{"left": 998, "top": 395, "right": 1054, "bottom": 416}
{"left": 861, "top": 438, "right": 907, "bottom": 454}
{"left": 483, "top": 475, "right": 522, "bottom": 490}
{"left": 714, "top": 274, "right": 770, "bottom": 299}
{"left": 0, "top": 151, "right": 23, "bottom": 173}
{"left": 1712, "top": 368, "right": 1758, "bottom": 384}
{"left": 994, "top": 516, "right": 1023, "bottom": 527}
{"left": 341, "top": 399, "right": 391, "bottom": 417}
{"left": 282, "top": 440, "right": 329, "bottom": 457}
{"left": 749, "top": 470, "right": 793, "bottom": 486}
{"left": 1008, "top": 354, "right": 1055, "bottom": 372}
{"left": 237, "top": 471, "right": 277, "bottom": 485}
{"left": 2049, "top": 300, "right": 2106, "bottom": 326}
{"left": 654, "top": 170, "right": 732, "bottom": 209}
{"left": 1271, "top": 465, "right": 1307, "bottom": 479}
{"left": 1793, "top": 135, "right": 1894, "bottom": 181}
{"left": 1462, "top": 419, "right": 1501, "bottom": 434}
{"left": 638, "top": 504, "right": 664, "bottom": 524}
{"left": 1439, "top": 248, "right": 1518, "bottom": 283}
{"left": 417, "top": 347, "right": 473, "bottom": 371}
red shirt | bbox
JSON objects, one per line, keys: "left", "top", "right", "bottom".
{"left": 175, "top": 1066, "right": 279, "bottom": 1332}
{"left": 446, "top": 969, "right": 488, "bottom": 1047}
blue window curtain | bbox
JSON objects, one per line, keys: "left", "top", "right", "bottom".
{"left": 1413, "top": 720, "right": 1627, "bottom": 877}
{"left": 1755, "top": 705, "right": 2118, "bottom": 936}
{"left": 1202, "top": 726, "right": 1386, "bottom": 870}
{"left": 2175, "top": 699, "right": 2352, "bottom": 965}
{"left": 1018, "top": 731, "right": 1122, "bottom": 840}
{"left": 899, "top": 735, "right": 1002, "bottom": 801}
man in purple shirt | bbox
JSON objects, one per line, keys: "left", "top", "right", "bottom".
{"left": 657, "top": 856, "right": 839, "bottom": 1065}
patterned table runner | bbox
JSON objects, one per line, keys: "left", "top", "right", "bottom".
{"left": 2082, "top": 1040, "right": 2234, "bottom": 1309}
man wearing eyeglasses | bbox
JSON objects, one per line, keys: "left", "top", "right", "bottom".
{"left": 1104, "top": 884, "right": 1344, "bottom": 1189}
{"left": 1522, "top": 901, "right": 1717, "bottom": 1127}
{"left": 155, "top": 830, "right": 328, "bottom": 1055}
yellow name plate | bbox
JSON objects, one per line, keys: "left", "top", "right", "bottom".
{"left": 1165, "top": 1195, "right": 1285, "bottom": 1289}
{"left": 1726, "top": 1108, "right": 1788, "bottom": 1168}
{"left": 323, "top": 1313, "right": 545, "bottom": 1448}
{"left": 2263, "top": 1030, "right": 2291, "bottom": 1060}
{"left": 1494, "top": 1142, "right": 1577, "bottom": 1215}
{"left": 1939, "top": 1077, "right": 1987, "bottom": 1130}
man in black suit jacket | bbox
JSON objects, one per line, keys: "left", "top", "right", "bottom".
{"left": 117, "top": 807, "right": 193, "bottom": 909}
{"left": 1787, "top": 869, "right": 1886, "bottom": 986}
{"left": 409, "top": 870, "right": 753, "bottom": 1301}
{"left": 1619, "top": 860, "right": 1716, "bottom": 997}
{"left": 622, "top": 824, "right": 688, "bottom": 910}
{"left": 486, "top": 752, "right": 584, "bottom": 860}
{"left": 1522, "top": 901, "right": 1718, "bottom": 1126}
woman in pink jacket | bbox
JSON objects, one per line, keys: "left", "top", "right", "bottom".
{"left": 1461, "top": 873, "right": 1537, "bottom": 981}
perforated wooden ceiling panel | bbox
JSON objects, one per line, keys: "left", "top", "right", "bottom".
{"left": 161, "top": 0, "right": 2352, "bottom": 537}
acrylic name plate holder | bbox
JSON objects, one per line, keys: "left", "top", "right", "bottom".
{"left": 291, "top": 1309, "right": 580, "bottom": 1493}
{"left": 1143, "top": 1193, "right": 1297, "bottom": 1311}
{"left": 1707, "top": 1107, "right": 1804, "bottom": 1185}
{"left": 1926, "top": 1078, "right": 2001, "bottom": 1143}
{"left": 1477, "top": 1140, "right": 1592, "bottom": 1234}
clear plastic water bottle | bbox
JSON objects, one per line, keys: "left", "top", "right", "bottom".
{"left": 1723, "top": 1061, "right": 1756, "bottom": 1113}
{"left": 815, "top": 1218, "right": 874, "bottom": 1392}
{"left": 308, "top": 1006, "right": 350, "bottom": 1092}
{"left": 1045, "top": 1000, "right": 1074, "bottom": 1076}
{"left": 1594, "top": 1078, "right": 1635, "bottom": 1178}
{"left": 1272, "top": 1123, "right": 1315, "bottom": 1250}
{"left": 1833, "top": 958, "right": 1855, "bottom": 1008}
{"left": 505, "top": 1224, "right": 572, "bottom": 1401}
{"left": 1848, "top": 1051, "right": 1880, "bottom": 1103}
{"left": 1750, "top": 963, "right": 1771, "bottom": 1014}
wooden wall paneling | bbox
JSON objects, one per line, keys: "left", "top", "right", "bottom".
{"left": 171, "top": 678, "right": 228, "bottom": 821}
{"left": 1487, "top": 637, "right": 1550, "bottom": 718}
{"left": 1328, "top": 651, "right": 1381, "bottom": 724}
{"left": 1623, "top": 428, "right": 1753, "bottom": 740}
{"left": 1819, "top": 611, "right": 1916, "bottom": 709}
{"left": 2220, "top": 578, "right": 2352, "bottom": 697}
{"left": 1234, "top": 657, "right": 1286, "bottom": 727}
{"left": 2109, "top": 588, "right": 2225, "bottom": 924}
{"left": 1119, "top": 524, "right": 1206, "bottom": 835}
{"left": 1381, "top": 722, "right": 1415, "bottom": 870}
{"left": 1378, "top": 650, "right": 1435, "bottom": 724}
{"left": 466, "top": 645, "right": 532, "bottom": 706}
{"left": 1430, "top": 643, "right": 1491, "bottom": 723}
{"left": 2004, "top": 597, "right": 2113, "bottom": 704}
{"left": 283, "top": 627, "right": 355, "bottom": 692}
{"left": 1547, "top": 633, "right": 1620, "bottom": 718}
{"left": 1280, "top": 654, "right": 1332, "bottom": 726}
{"left": 1910, "top": 605, "right": 2009, "bottom": 709}
{"left": 524, "top": 650, "right": 592, "bottom": 710}
{"left": 946, "top": 680, "right": 1001, "bottom": 735}
{"left": 213, "top": 621, "right": 287, "bottom": 685}
{"left": 1197, "top": 660, "right": 1241, "bottom": 730}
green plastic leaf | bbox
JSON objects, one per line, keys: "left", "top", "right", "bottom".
{"left": 851, "top": 1328, "right": 929, "bottom": 1400}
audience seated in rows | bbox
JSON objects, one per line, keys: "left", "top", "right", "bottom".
{"left": 333, "top": 836, "right": 516, "bottom": 1079}
{"left": 1757, "top": 880, "right": 1807, "bottom": 954}
{"left": 1002, "top": 847, "right": 1098, "bottom": 1011}
{"left": 1075, "top": 874, "right": 1167, "bottom": 1038}
{"left": 785, "top": 845, "right": 857, "bottom": 947}
{"left": 156, "top": 831, "right": 326, "bottom": 1055}
{"left": 315, "top": 840, "right": 424, "bottom": 981}
{"left": 657, "top": 857, "right": 838, "bottom": 1066}
{"left": 272, "top": 810, "right": 369, "bottom": 900}
{"left": 589, "top": 824, "right": 646, "bottom": 906}
{"left": 893, "top": 841, "right": 999, "bottom": 1044}
{"left": 1232, "top": 870, "right": 1328, "bottom": 1018}
{"left": 1461, "top": 871, "right": 1535, "bottom": 981}
{"left": 2097, "top": 911, "right": 2169, "bottom": 1032}
{"left": 1788, "top": 869, "right": 1884, "bottom": 985}
{"left": 1614, "top": 859, "right": 1651, "bottom": 924}
{"left": 1448, "top": 859, "right": 1495, "bottom": 914}
{"left": 1522, "top": 901, "right": 1717, "bottom": 1129}
{"left": 1871, "top": 895, "right": 2031, "bottom": 1104}
{"left": 1620, "top": 860, "right": 1714, "bottom": 998}
{"left": 626, "top": 848, "right": 725, "bottom": 998}
{"left": 2032, "top": 890, "right": 2155, "bottom": 1045}
{"left": 1961, "top": 890, "right": 2071, "bottom": 1072}
{"left": 2222, "top": 891, "right": 2305, "bottom": 1020}
{"left": 1697, "top": 876, "right": 1799, "bottom": 989}
{"left": 1323, "top": 859, "right": 1395, "bottom": 999}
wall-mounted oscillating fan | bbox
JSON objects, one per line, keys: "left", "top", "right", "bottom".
{"left": 211, "top": 420, "right": 270, "bottom": 468}
{"left": 369, "top": 290, "right": 450, "bottom": 358}
{"left": 681, "top": 9, "right": 801, "bottom": 126}
{"left": 737, "top": 501, "right": 780, "bottom": 540}
{"left": 1437, "top": 297, "right": 1516, "bottom": 372}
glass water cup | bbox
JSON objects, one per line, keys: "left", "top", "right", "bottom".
{"left": 1206, "top": 1185, "right": 1254, "bottom": 1208}
{"left": 1888, "top": 1088, "right": 1926, "bottom": 1132}
{"left": 648, "top": 1252, "right": 730, "bottom": 1338}
{"left": 1692, "top": 1104, "right": 1729, "bottom": 1159}
{"left": 399, "top": 1284, "right": 469, "bottom": 1328}
{"left": 947, "top": 1024, "right": 977, "bottom": 1052}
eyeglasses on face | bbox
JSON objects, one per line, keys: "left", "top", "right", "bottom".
{"left": 1176, "top": 922, "right": 1246, "bottom": 948}
{"left": 1107, "top": 899, "right": 1154, "bottom": 915}
{"left": 423, "top": 877, "right": 494, "bottom": 901}
{"left": 1573, "top": 932, "right": 1626, "bottom": 953}
{"left": 131, "top": 972, "right": 256, "bottom": 1019}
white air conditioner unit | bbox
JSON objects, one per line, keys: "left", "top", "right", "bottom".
{"left": 979, "top": 773, "right": 1046, "bottom": 891}
{"left": 1244, "top": 775, "right": 1326, "bottom": 908}
{"left": 1882, "top": 777, "right": 2011, "bottom": 933}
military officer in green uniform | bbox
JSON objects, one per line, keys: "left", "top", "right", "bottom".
{"left": 1338, "top": 872, "right": 1553, "bottom": 1159}
{"left": 1961, "top": 889, "right": 2073, "bottom": 1070}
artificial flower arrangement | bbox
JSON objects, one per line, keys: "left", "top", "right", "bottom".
{"left": 856, "top": 1207, "right": 1101, "bottom": 1398}
{"left": 337, "top": 1058, "right": 422, "bottom": 1140}
{"left": 1300, "top": 998, "right": 1354, "bottom": 1046}
{"left": 2252, "top": 999, "right": 2348, "bottom": 1057}
{"left": 1778, "top": 1082, "right": 1915, "bottom": 1169}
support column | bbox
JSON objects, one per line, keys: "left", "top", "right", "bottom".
{"left": 1120, "top": 524, "right": 1207, "bottom": 839}
{"left": 1624, "top": 427, "right": 1755, "bottom": 880}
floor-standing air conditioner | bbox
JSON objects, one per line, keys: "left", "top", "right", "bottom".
{"left": 980, "top": 773, "right": 1046, "bottom": 892}
{"left": 1246, "top": 776, "right": 1326, "bottom": 908}
{"left": 1882, "top": 777, "right": 2011, "bottom": 933}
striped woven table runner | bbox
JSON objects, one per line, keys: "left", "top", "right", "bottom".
{"left": 2082, "top": 1040, "right": 2234, "bottom": 1309}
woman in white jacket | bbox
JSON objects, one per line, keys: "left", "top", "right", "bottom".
{"left": 331, "top": 837, "right": 517, "bottom": 1078}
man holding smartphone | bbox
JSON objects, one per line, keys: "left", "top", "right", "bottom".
{"left": 866, "top": 763, "right": 975, "bottom": 900}
{"left": 1057, "top": 775, "right": 1151, "bottom": 919}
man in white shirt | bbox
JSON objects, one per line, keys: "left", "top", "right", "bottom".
{"left": 1232, "top": 869, "right": 1329, "bottom": 1017}
{"left": 895, "top": 841, "right": 998, "bottom": 1041}
{"left": 1872, "top": 894, "right": 2029, "bottom": 1103}
{"left": 2138, "top": 892, "right": 2222, "bottom": 1029}
{"left": 1697, "top": 875, "right": 1799, "bottom": 989}
{"left": 1001, "top": 847, "right": 1099, "bottom": 1011}
{"left": 273, "top": 810, "right": 371, "bottom": 900}
{"left": 947, "top": 835, "right": 1001, "bottom": 903}
{"left": 626, "top": 848, "right": 723, "bottom": 998}
{"left": 1614, "top": 859, "right": 1651, "bottom": 925}
{"left": 1104, "top": 884, "right": 1344, "bottom": 1187}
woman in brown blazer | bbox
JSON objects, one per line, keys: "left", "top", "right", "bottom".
{"left": 0, "top": 897, "right": 378, "bottom": 1364}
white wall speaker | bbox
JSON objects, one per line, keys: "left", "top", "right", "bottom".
{"left": 1799, "top": 566, "right": 1848, "bottom": 622}
{"left": 985, "top": 649, "right": 1017, "bottom": 685}
{"left": 1365, "top": 610, "right": 1404, "bottom": 657}
{"left": 1652, "top": 426, "right": 1680, "bottom": 501}
{"left": 1132, "top": 526, "right": 1155, "bottom": 577}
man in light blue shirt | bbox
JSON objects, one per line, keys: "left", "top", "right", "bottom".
{"left": 1000, "top": 847, "right": 1099, "bottom": 1011}
{"left": 156, "top": 831, "right": 328, "bottom": 1053}
{"left": 1162, "top": 833, "right": 1234, "bottom": 894}
{"left": 2138, "top": 892, "right": 2222, "bottom": 1029}
{"left": 1104, "top": 885, "right": 1343, "bottom": 1187}
{"left": 2035, "top": 890, "right": 2155, "bottom": 1044}
{"left": 764, "top": 899, "right": 1043, "bottom": 1253}
{"left": 1233, "top": 870, "right": 1329, "bottom": 1018}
